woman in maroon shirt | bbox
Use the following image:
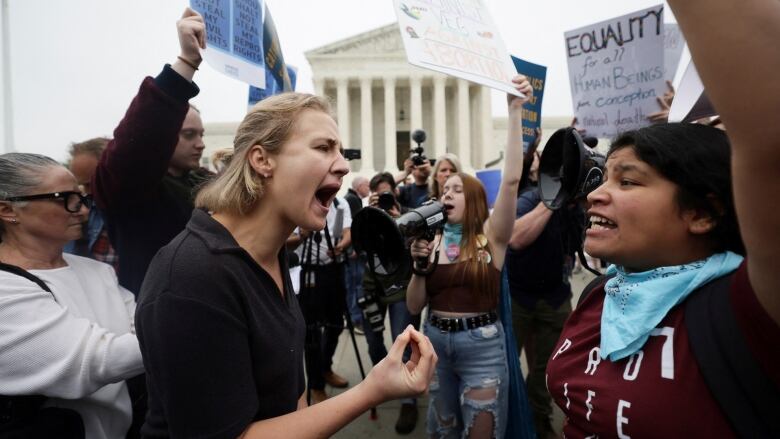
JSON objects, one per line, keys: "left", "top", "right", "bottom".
{"left": 545, "top": 0, "right": 780, "bottom": 436}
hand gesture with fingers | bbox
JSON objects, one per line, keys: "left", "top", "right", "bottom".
{"left": 364, "top": 326, "right": 438, "bottom": 401}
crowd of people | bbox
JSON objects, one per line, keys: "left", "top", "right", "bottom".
{"left": 1, "top": 0, "right": 778, "bottom": 437}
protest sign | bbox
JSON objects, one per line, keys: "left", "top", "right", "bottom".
{"left": 565, "top": 5, "right": 665, "bottom": 138}
{"left": 511, "top": 56, "right": 547, "bottom": 152}
{"left": 249, "top": 66, "right": 297, "bottom": 106}
{"left": 248, "top": 3, "right": 296, "bottom": 106}
{"left": 667, "top": 59, "right": 717, "bottom": 123}
{"left": 663, "top": 23, "right": 685, "bottom": 83}
{"left": 190, "top": 0, "right": 265, "bottom": 88}
{"left": 393, "top": 0, "right": 522, "bottom": 97}
{"left": 476, "top": 169, "right": 500, "bottom": 208}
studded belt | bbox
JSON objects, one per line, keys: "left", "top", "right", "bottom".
{"left": 428, "top": 311, "right": 498, "bottom": 332}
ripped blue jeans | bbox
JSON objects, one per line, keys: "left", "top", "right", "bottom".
{"left": 424, "top": 319, "right": 509, "bottom": 438}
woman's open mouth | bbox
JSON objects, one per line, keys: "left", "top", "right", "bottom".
{"left": 588, "top": 214, "right": 617, "bottom": 231}
{"left": 314, "top": 185, "right": 340, "bottom": 211}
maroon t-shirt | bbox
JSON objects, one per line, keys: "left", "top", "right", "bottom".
{"left": 546, "top": 262, "right": 780, "bottom": 438}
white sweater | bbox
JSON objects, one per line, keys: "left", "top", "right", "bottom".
{"left": 0, "top": 253, "right": 144, "bottom": 439}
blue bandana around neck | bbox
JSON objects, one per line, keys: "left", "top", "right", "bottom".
{"left": 600, "top": 251, "right": 744, "bottom": 361}
{"left": 443, "top": 223, "right": 463, "bottom": 261}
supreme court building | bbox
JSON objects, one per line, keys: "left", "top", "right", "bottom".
{"left": 201, "top": 24, "right": 575, "bottom": 178}
{"left": 305, "top": 23, "right": 494, "bottom": 174}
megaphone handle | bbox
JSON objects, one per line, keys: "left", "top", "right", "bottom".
{"left": 413, "top": 251, "right": 439, "bottom": 276}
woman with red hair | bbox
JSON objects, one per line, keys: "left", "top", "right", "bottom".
{"left": 407, "top": 75, "right": 532, "bottom": 438}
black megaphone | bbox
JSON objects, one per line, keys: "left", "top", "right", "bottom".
{"left": 538, "top": 127, "right": 605, "bottom": 210}
{"left": 351, "top": 201, "right": 447, "bottom": 277}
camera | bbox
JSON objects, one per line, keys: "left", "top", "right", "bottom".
{"left": 410, "top": 129, "right": 428, "bottom": 167}
{"left": 343, "top": 149, "right": 361, "bottom": 161}
{"left": 377, "top": 192, "right": 396, "bottom": 211}
{"left": 357, "top": 292, "right": 385, "bottom": 333}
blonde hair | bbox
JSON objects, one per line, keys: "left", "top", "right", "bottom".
{"left": 195, "top": 93, "right": 334, "bottom": 215}
{"left": 431, "top": 154, "right": 462, "bottom": 200}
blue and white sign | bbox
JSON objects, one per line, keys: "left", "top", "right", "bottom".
{"left": 565, "top": 5, "right": 666, "bottom": 138}
{"left": 190, "top": 0, "right": 266, "bottom": 88}
{"left": 511, "top": 56, "right": 547, "bottom": 152}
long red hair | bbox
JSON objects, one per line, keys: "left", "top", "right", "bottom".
{"left": 450, "top": 173, "right": 499, "bottom": 303}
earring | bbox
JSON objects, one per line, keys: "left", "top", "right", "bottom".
{"left": 10, "top": 218, "right": 18, "bottom": 224}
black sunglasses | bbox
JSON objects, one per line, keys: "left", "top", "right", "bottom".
{"left": 4, "top": 191, "right": 92, "bottom": 213}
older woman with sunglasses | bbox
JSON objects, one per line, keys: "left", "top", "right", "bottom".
{"left": 0, "top": 153, "right": 144, "bottom": 439}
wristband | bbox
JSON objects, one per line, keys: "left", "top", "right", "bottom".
{"left": 177, "top": 55, "right": 201, "bottom": 71}
{"left": 412, "top": 263, "right": 430, "bottom": 276}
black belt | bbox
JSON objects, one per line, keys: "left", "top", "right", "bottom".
{"left": 429, "top": 311, "right": 498, "bottom": 332}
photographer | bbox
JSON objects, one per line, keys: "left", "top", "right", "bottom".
{"left": 360, "top": 172, "right": 422, "bottom": 434}
{"left": 396, "top": 157, "right": 432, "bottom": 209}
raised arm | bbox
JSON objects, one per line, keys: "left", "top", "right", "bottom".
{"left": 93, "top": 8, "right": 205, "bottom": 211}
{"left": 509, "top": 200, "right": 553, "bottom": 251}
{"left": 485, "top": 76, "right": 532, "bottom": 266}
{"left": 667, "top": 0, "right": 780, "bottom": 323}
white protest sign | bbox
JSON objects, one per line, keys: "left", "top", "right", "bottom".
{"left": 663, "top": 23, "right": 685, "bottom": 83}
{"left": 393, "top": 0, "right": 523, "bottom": 97}
{"left": 565, "top": 5, "right": 665, "bottom": 138}
{"left": 668, "top": 60, "right": 704, "bottom": 122}
{"left": 190, "top": 0, "right": 265, "bottom": 88}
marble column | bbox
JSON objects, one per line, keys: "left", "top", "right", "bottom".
{"left": 383, "top": 76, "right": 398, "bottom": 171}
{"left": 313, "top": 77, "right": 325, "bottom": 97}
{"left": 457, "top": 78, "right": 472, "bottom": 170}
{"left": 359, "top": 77, "right": 374, "bottom": 173}
{"left": 433, "top": 75, "right": 447, "bottom": 160}
{"left": 479, "top": 86, "right": 493, "bottom": 169}
{"left": 336, "top": 77, "right": 350, "bottom": 150}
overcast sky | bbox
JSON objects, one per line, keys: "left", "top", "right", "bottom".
{"left": 1, "top": 0, "right": 670, "bottom": 160}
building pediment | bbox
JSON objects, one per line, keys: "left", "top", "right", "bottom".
{"left": 306, "top": 23, "right": 405, "bottom": 58}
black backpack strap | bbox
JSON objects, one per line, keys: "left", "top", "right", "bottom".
{"left": 576, "top": 274, "right": 615, "bottom": 308}
{"left": 0, "top": 262, "right": 53, "bottom": 294}
{"left": 685, "top": 273, "right": 780, "bottom": 437}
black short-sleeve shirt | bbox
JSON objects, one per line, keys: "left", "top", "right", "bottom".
{"left": 136, "top": 209, "right": 306, "bottom": 438}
